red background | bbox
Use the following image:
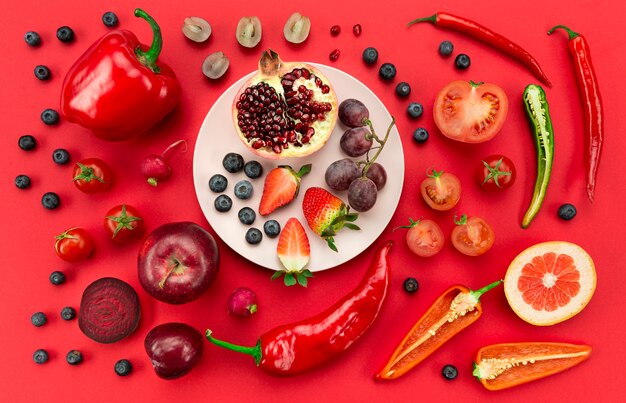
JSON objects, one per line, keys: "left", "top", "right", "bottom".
{"left": 1, "top": 0, "right": 625, "bottom": 401}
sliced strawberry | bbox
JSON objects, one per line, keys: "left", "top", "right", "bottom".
{"left": 259, "top": 164, "right": 311, "bottom": 216}
{"left": 273, "top": 218, "right": 313, "bottom": 287}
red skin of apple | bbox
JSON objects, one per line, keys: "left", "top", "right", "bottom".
{"left": 145, "top": 322, "right": 203, "bottom": 380}
{"left": 138, "top": 222, "right": 220, "bottom": 304}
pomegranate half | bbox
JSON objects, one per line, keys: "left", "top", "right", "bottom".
{"left": 233, "top": 50, "right": 338, "bottom": 159}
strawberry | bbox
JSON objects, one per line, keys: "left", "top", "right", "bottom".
{"left": 273, "top": 217, "right": 313, "bottom": 286}
{"left": 302, "top": 187, "right": 359, "bottom": 252}
{"left": 259, "top": 164, "right": 311, "bottom": 216}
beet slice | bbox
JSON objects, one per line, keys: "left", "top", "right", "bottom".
{"left": 78, "top": 277, "right": 141, "bottom": 344}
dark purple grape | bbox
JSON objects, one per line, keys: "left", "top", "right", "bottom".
{"left": 325, "top": 159, "right": 359, "bottom": 191}
{"left": 364, "top": 163, "right": 387, "bottom": 190}
{"left": 338, "top": 99, "right": 369, "bottom": 128}
{"left": 340, "top": 127, "right": 373, "bottom": 157}
{"left": 348, "top": 177, "right": 378, "bottom": 212}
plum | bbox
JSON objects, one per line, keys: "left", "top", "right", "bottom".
{"left": 145, "top": 323, "right": 203, "bottom": 380}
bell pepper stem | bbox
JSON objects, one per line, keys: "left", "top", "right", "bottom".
{"left": 407, "top": 14, "right": 437, "bottom": 27}
{"left": 134, "top": 8, "right": 163, "bottom": 72}
{"left": 470, "top": 279, "right": 503, "bottom": 300}
{"left": 547, "top": 25, "right": 580, "bottom": 40}
{"left": 205, "top": 329, "right": 262, "bottom": 366}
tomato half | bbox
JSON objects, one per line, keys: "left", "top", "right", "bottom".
{"left": 478, "top": 155, "right": 516, "bottom": 191}
{"left": 399, "top": 218, "right": 444, "bottom": 257}
{"left": 55, "top": 227, "right": 95, "bottom": 262}
{"left": 104, "top": 204, "right": 145, "bottom": 244}
{"left": 420, "top": 169, "right": 461, "bottom": 211}
{"left": 433, "top": 80, "right": 509, "bottom": 143}
{"left": 73, "top": 158, "right": 113, "bottom": 194}
{"left": 451, "top": 215, "right": 495, "bottom": 256}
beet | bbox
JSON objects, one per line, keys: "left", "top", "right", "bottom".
{"left": 78, "top": 277, "right": 141, "bottom": 344}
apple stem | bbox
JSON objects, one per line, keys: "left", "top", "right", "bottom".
{"left": 205, "top": 329, "right": 262, "bottom": 366}
{"left": 158, "top": 257, "right": 186, "bottom": 289}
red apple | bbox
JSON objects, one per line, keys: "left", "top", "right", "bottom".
{"left": 145, "top": 322, "right": 203, "bottom": 379}
{"left": 138, "top": 222, "right": 219, "bottom": 304}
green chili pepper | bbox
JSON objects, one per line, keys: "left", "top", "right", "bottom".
{"left": 521, "top": 84, "right": 554, "bottom": 228}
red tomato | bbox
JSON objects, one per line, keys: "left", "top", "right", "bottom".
{"left": 420, "top": 169, "right": 461, "bottom": 211}
{"left": 104, "top": 204, "right": 145, "bottom": 243}
{"left": 433, "top": 80, "right": 509, "bottom": 143}
{"left": 451, "top": 215, "right": 495, "bottom": 256}
{"left": 72, "top": 158, "right": 113, "bottom": 194}
{"left": 55, "top": 227, "right": 95, "bottom": 262}
{"left": 398, "top": 218, "right": 444, "bottom": 257}
{"left": 478, "top": 155, "right": 516, "bottom": 191}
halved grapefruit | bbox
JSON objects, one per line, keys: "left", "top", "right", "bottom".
{"left": 504, "top": 241, "right": 596, "bottom": 326}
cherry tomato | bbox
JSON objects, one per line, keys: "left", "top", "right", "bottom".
{"left": 451, "top": 215, "right": 494, "bottom": 256}
{"left": 433, "top": 80, "right": 509, "bottom": 143}
{"left": 478, "top": 155, "right": 516, "bottom": 191}
{"left": 420, "top": 169, "right": 461, "bottom": 211}
{"left": 397, "top": 218, "right": 444, "bottom": 257}
{"left": 104, "top": 204, "right": 145, "bottom": 243}
{"left": 55, "top": 227, "right": 95, "bottom": 262}
{"left": 72, "top": 158, "right": 113, "bottom": 194}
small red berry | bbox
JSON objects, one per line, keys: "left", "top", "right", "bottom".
{"left": 330, "top": 25, "right": 341, "bottom": 36}
{"left": 353, "top": 24, "right": 362, "bottom": 36}
{"left": 329, "top": 49, "right": 340, "bottom": 61}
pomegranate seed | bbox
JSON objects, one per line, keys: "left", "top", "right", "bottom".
{"left": 281, "top": 79, "right": 293, "bottom": 88}
{"left": 273, "top": 145, "right": 282, "bottom": 154}
{"left": 306, "top": 127, "right": 315, "bottom": 137}
{"left": 302, "top": 69, "right": 311, "bottom": 79}
{"left": 298, "top": 85, "right": 307, "bottom": 93}
{"left": 283, "top": 143, "right": 289, "bottom": 149}
{"left": 301, "top": 136, "right": 310, "bottom": 144}
{"left": 315, "top": 77, "right": 323, "bottom": 87}
{"left": 329, "top": 49, "right": 340, "bottom": 61}
{"left": 293, "top": 69, "right": 302, "bottom": 78}
{"left": 321, "top": 85, "right": 330, "bottom": 94}
{"left": 283, "top": 73, "right": 295, "bottom": 81}
{"left": 330, "top": 25, "right": 341, "bottom": 36}
{"left": 252, "top": 140, "right": 264, "bottom": 149}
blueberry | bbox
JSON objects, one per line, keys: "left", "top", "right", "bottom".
{"left": 413, "top": 128, "right": 429, "bottom": 143}
{"left": 214, "top": 195, "right": 232, "bottom": 212}
{"left": 60, "top": 307, "right": 76, "bottom": 321}
{"left": 18, "top": 135, "right": 37, "bottom": 151}
{"left": 558, "top": 203, "right": 577, "bottom": 221}
{"left": 56, "top": 26, "right": 75, "bottom": 43}
{"left": 442, "top": 364, "right": 458, "bottom": 380}
{"left": 102, "top": 12, "right": 119, "bottom": 27}
{"left": 238, "top": 207, "right": 256, "bottom": 225}
{"left": 407, "top": 102, "right": 423, "bottom": 119}
{"left": 263, "top": 220, "right": 281, "bottom": 238}
{"left": 114, "top": 359, "right": 133, "bottom": 376}
{"left": 49, "top": 271, "right": 66, "bottom": 285}
{"left": 15, "top": 175, "right": 31, "bottom": 189}
{"left": 439, "top": 40, "right": 454, "bottom": 57}
{"left": 403, "top": 277, "right": 419, "bottom": 293}
{"left": 24, "top": 31, "right": 41, "bottom": 47}
{"left": 395, "top": 82, "right": 411, "bottom": 97}
{"left": 41, "top": 108, "right": 60, "bottom": 125}
{"left": 41, "top": 192, "right": 60, "bottom": 210}
{"left": 245, "top": 228, "right": 263, "bottom": 244}
{"left": 34, "top": 65, "right": 51, "bottom": 81}
{"left": 378, "top": 63, "right": 397, "bottom": 80}
{"left": 222, "top": 153, "right": 244, "bottom": 173}
{"left": 234, "top": 180, "right": 253, "bottom": 200}
{"left": 52, "top": 149, "right": 70, "bottom": 165}
{"left": 33, "top": 349, "right": 49, "bottom": 364}
{"left": 455, "top": 54, "right": 471, "bottom": 70}
{"left": 362, "top": 47, "right": 379, "bottom": 65}
{"left": 66, "top": 350, "right": 83, "bottom": 365}
{"left": 209, "top": 174, "right": 228, "bottom": 193}
{"left": 244, "top": 161, "right": 263, "bottom": 179}
{"left": 31, "top": 312, "right": 47, "bottom": 327}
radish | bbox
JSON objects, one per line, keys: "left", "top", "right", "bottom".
{"left": 141, "top": 140, "right": 187, "bottom": 186}
{"left": 227, "top": 287, "right": 258, "bottom": 317}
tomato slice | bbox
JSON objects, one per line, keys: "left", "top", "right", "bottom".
{"left": 420, "top": 169, "right": 461, "bottom": 211}
{"left": 433, "top": 80, "right": 508, "bottom": 143}
{"left": 399, "top": 218, "right": 444, "bottom": 257}
{"left": 451, "top": 215, "right": 494, "bottom": 256}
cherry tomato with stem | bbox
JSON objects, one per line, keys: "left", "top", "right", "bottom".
{"left": 73, "top": 158, "right": 113, "bottom": 194}
{"left": 420, "top": 168, "right": 461, "bottom": 211}
{"left": 478, "top": 155, "right": 516, "bottom": 191}
{"left": 396, "top": 218, "right": 444, "bottom": 257}
{"left": 104, "top": 204, "right": 145, "bottom": 243}
{"left": 451, "top": 214, "right": 494, "bottom": 256}
{"left": 55, "top": 227, "right": 95, "bottom": 262}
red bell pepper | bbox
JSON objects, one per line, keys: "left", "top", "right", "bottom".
{"left": 60, "top": 9, "right": 181, "bottom": 141}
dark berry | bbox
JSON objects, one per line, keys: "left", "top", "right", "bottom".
{"left": 439, "top": 40, "right": 454, "bottom": 57}
{"left": 41, "top": 108, "right": 60, "bottom": 125}
{"left": 18, "top": 135, "right": 37, "bottom": 151}
{"left": 52, "top": 149, "right": 70, "bottom": 165}
{"left": 222, "top": 153, "right": 244, "bottom": 173}
{"left": 245, "top": 228, "right": 262, "bottom": 244}
{"left": 56, "top": 26, "right": 75, "bottom": 43}
{"left": 66, "top": 350, "right": 83, "bottom": 365}
{"left": 41, "top": 192, "right": 60, "bottom": 210}
{"left": 379, "top": 63, "right": 396, "bottom": 80}
{"left": 442, "top": 364, "right": 458, "bottom": 380}
{"left": 558, "top": 203, "right": 577, "bottom": 221}
{"left": 407, "top": 102, "right": 424, "bottom": 119}
{"left": 263, "top": 220, "right": 281, "bottom": 238}
{"left": 24, "top": 31, "right": 41, "bottom": 47}
{"left": 395, "top": 82, "right": 411, "bottom": 97}
{"left": 362, "top": 47, "right": 378, "bottom": 65}
{"left": 15, "top": 175, "right": 31, "bottom": 189}
{"left": 102, "top": 12, "right": 119, "bottom": 27}
{"left": 455, "top": 54, "right": 471, "bottom": 70}
{"left": 50, "top": 271, "right": 66, "bottom": 285}
{"left": 330, "top": 25, "right": 341, "bottom": 36}
{"left": 403, "top": 277, "right": 419, "bottom": 293}
{"left": 31, "top": 312, "right": 47, "bottom": 327}
{"left": 209, "top": 174, "right": 228, "bottom": 193}
{"left": 214, "top": 195, "right": 232, "bottom": 212}
{"left": 234, "top": 180, "right": 253, "bottom": 200}
{"left": 114, "top": 359, "right": 133, "bottom": 376}
{"left": 238, "top": 207, "right": 256, "bottom": 225}
{"left": 33, "top": 349, "right": 49, "bottom": 364}
{"left": 60, "top": 307, "right": 76, "bottom": 321}
{"left": 244, "top": 161, "right": 263, "bottom": 179}
{"left": 413, "top": 128, "right": 429, "bottom": 143}
{"left": 34, "top": 65, "right": 51, "bottom": 80}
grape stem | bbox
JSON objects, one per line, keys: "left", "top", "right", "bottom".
{"left": 361, "top": 117, "right": 395, "bottom": 176}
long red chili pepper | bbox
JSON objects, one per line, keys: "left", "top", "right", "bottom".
{"left": 206, "top": 241, "right": 392, "bottom": 376}
{"left": 408, "top": 12, "right": 551, "bottom": 86}
{"left": 548, "top": 25, "right": 603, "bottom": 203}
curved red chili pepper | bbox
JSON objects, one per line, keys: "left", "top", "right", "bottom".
{"left": 206, "top": 241, "right": 393, "bottom": 376}
{"left": 548, "top": 25, "right": 603, "bottom": 203}
{"left": 408, "top": 12, "right": 551, "bottom": 86}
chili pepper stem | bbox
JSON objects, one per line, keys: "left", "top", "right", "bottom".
{"left": 407, "top": 14, "right": 437, "bottom": 26}
{"left": 134, "top": 8, "right": 163, "bottom": 73}
{"left": 205, "top": 329, "right": 262, "bottom": 366}
{"left": 470, "top": 279, "right": 503, "bottom": 300}
{"left": 547, "top": 25, "right": 580, "bottom": 40}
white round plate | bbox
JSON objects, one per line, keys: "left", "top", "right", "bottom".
{"left": 193, "top": 64, "right": 404, "bottom": 272}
